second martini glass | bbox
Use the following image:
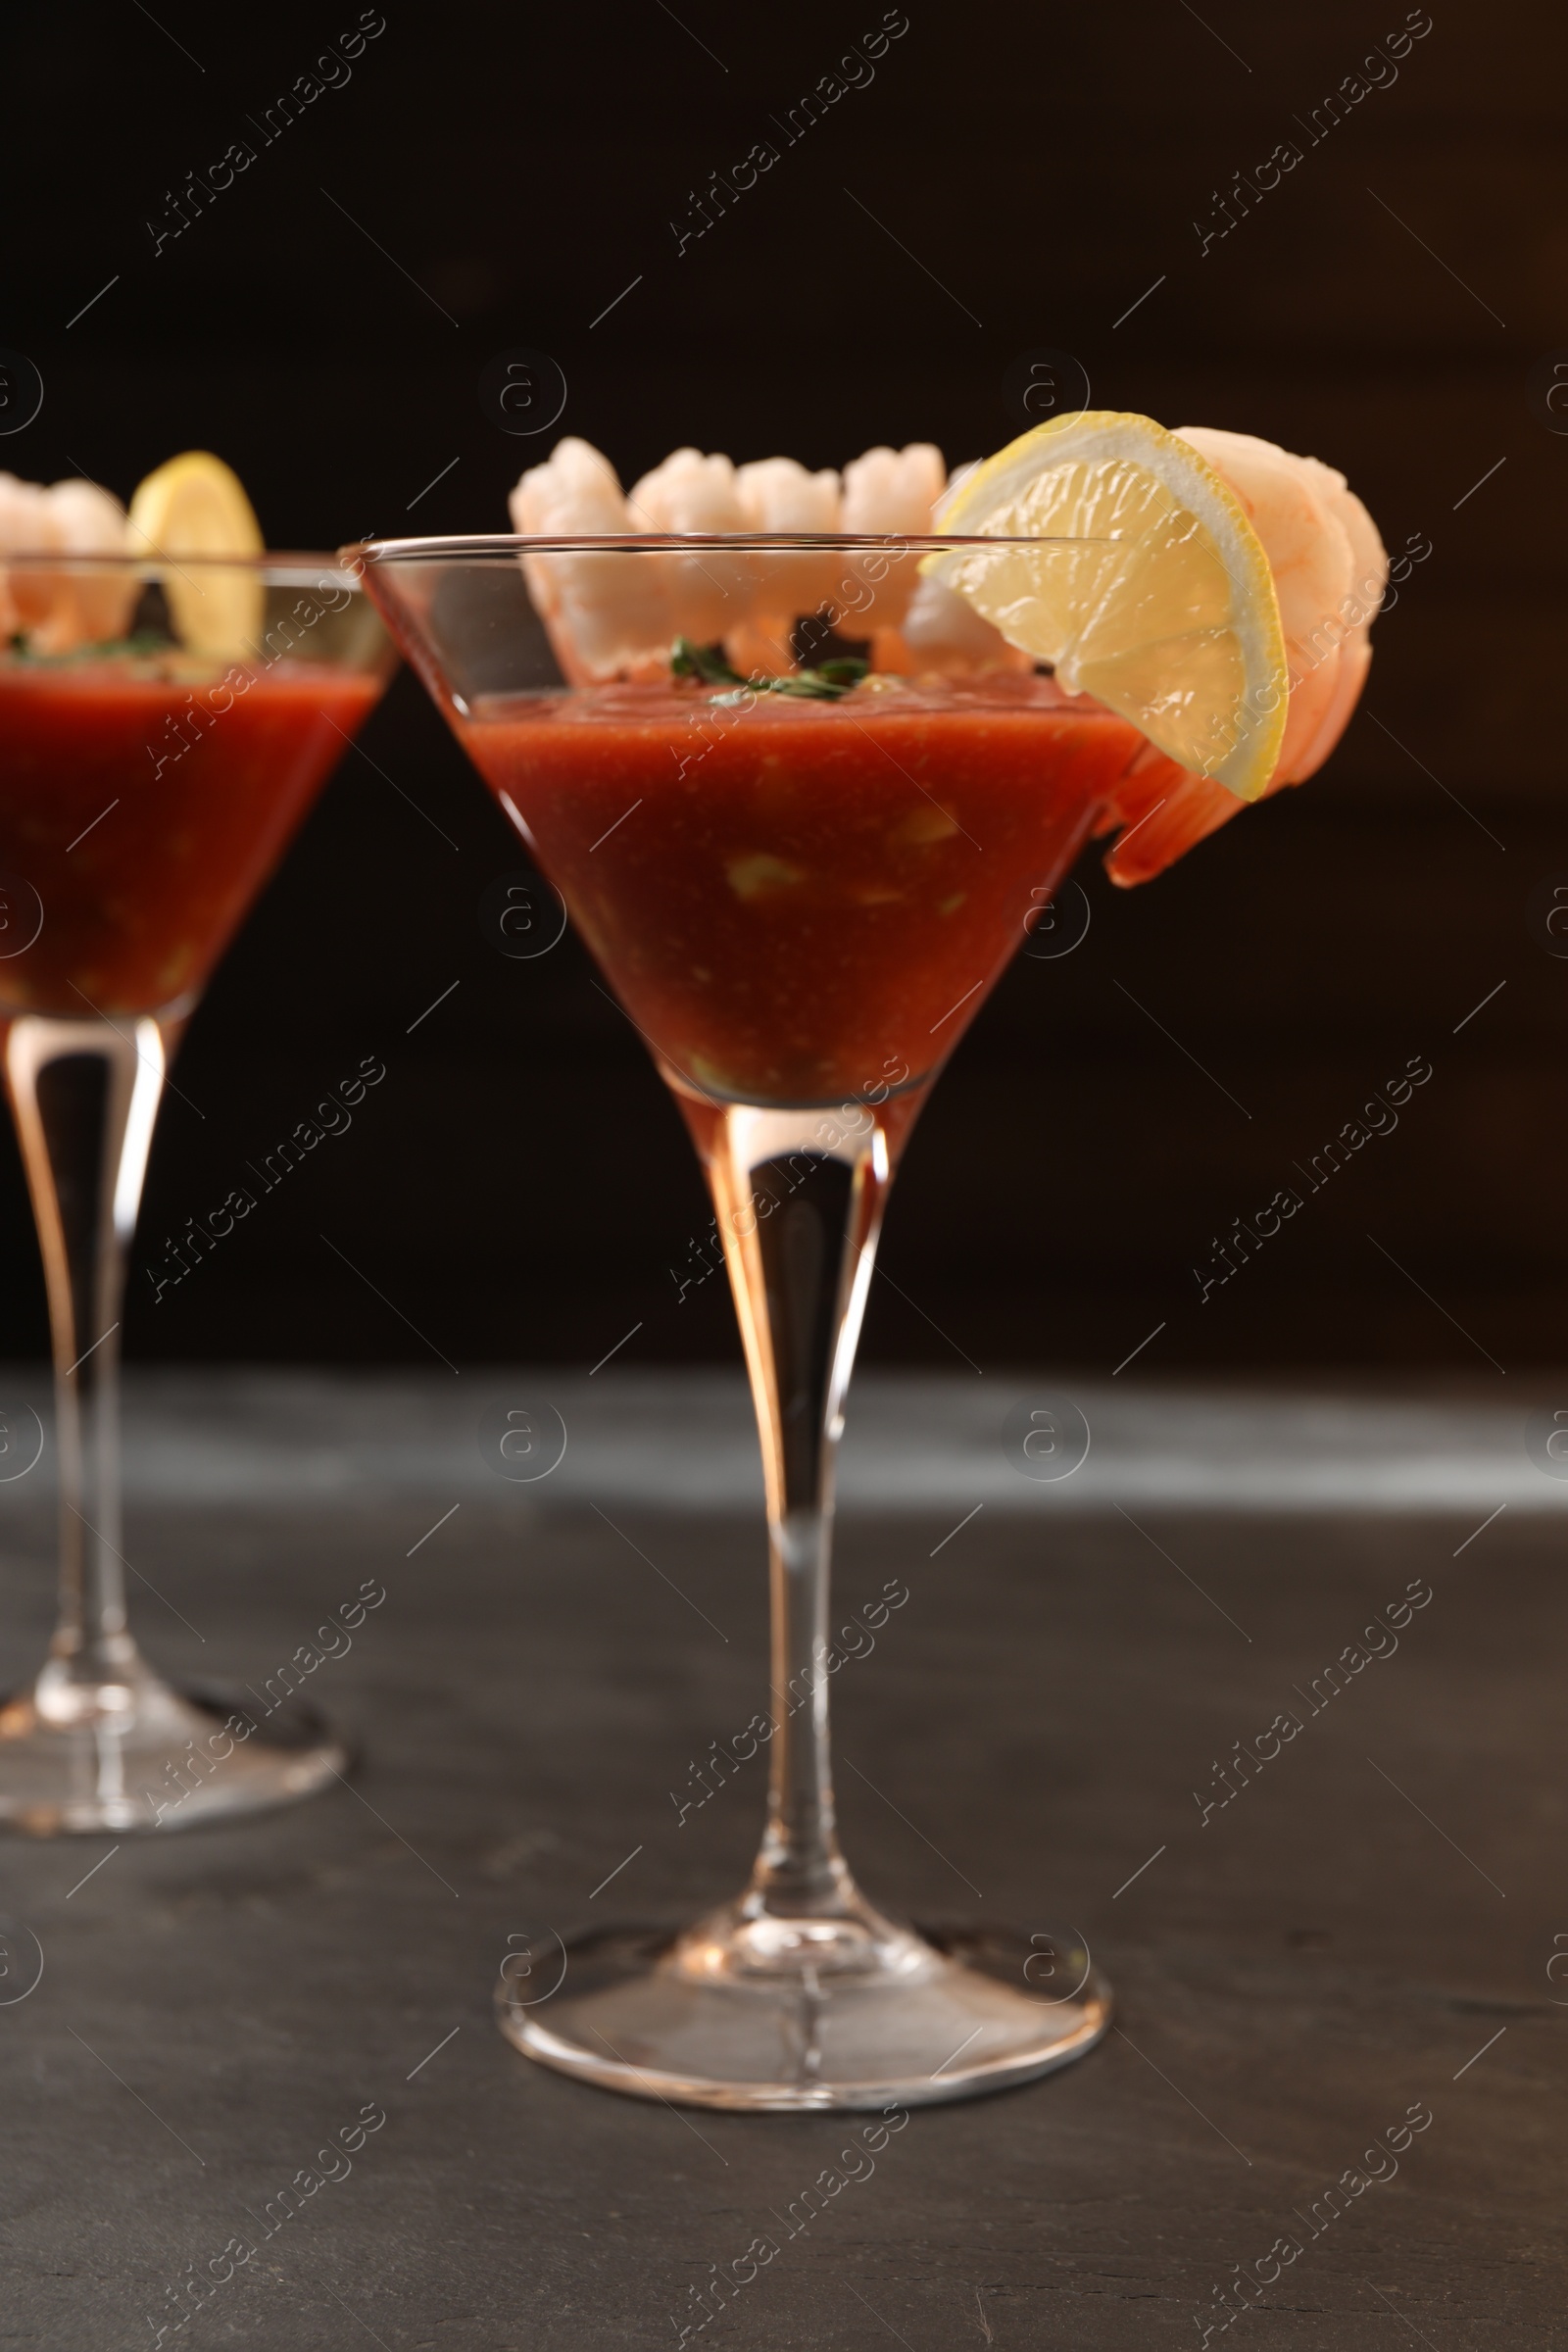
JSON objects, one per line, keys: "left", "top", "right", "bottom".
{"left": 0, "top": 550, "right": 393, "bottom": 1833}
{"left": 363, "top": 530, "right": 1130, "bottom": 2109}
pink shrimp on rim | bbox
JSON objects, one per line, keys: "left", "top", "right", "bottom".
{"left": 506, "top": 419, "right": 1383, "bottom": 891}
{"left": 0, "top": 473, "right": 136, "bottom": 653}
{"left": 1096, "top": 427, "right": 1387, "bottom": 885}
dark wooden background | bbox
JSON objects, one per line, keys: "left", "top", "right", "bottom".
{"left": 3, "top": 0, "right": 1564, "bottom": 1375}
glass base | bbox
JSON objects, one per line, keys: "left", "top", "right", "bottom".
{"left": 499, "top": 1911, "right": 1111, "bottom": 2112}
{"left": 0, "top": 1659, "right": 349, "bottom": 1836}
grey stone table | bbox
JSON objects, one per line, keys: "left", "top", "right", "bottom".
{"left": 2, "top": 1369, "right": 1566, "bottom": 2350}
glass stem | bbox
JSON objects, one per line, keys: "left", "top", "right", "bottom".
{"left": 706, "top": 1103, "right": 894, "bottom": 1919}
{"left": 2, "top": 1015, "right": 165, "bottom": 1718}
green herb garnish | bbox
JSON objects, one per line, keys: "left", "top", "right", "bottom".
{"left": 671, "top": 635, "right": 869, "bottom": 704}
{"left": 5, "top": 631, "right": 173, "bottom": 665}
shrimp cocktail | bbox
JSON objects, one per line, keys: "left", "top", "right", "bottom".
{"left": 0, "top": 453, "right": 394, "bottom": 1834}
{"left": 360, "top": 409, "right": 1385, "bottom": 2110}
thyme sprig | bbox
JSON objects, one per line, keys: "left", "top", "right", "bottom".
{"left": 671, "top": 635, "right": 868, "bottom": 704}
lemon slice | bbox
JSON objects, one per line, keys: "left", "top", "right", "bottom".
{"left": 127, "top": 451, "right": 265, "bottom": 661}
{"left": 928, "top": 412, "right": 1288, "bottom": 801}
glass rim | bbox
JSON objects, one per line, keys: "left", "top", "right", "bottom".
{"left": 349, "top": 530, "right": 1102, "bottom": 564}
{"left": 0, "top": 551, "right": 366, "bottom": 588}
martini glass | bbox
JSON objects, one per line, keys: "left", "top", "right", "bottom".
{"left": 0, "top": 550, "right": 394, "bottom": 1833}
{"left": 361, "top": 530, "right": 1131, "bottom": 2110}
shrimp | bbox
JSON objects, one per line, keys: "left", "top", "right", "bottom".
{"left": 1280, "top": 452, "right": 1385, "bottom": 779}
{"left": 1099, "top": 427, "right": 1387, "bottom": 885}
{"left": 46, "top": 479, "right": 138, "bottom": 648}
{"left": 627, "top": 448, "right": 752, "bottom": 649}
{"left": 0, "top": 473, "right": 132, "bottom": 653}
{"left": 727, "top": 457, "right": 840, "bottom": 674}
{"left": 840, "top": 443, "right": 945, "bottom": 658}
{"left": 0, "top": 474, "right": 49, "bottom": 640}
{"left": 511, "top": 436, "right": 669, "bottom": 683}
{"left": 1176, "top": 426, "right": 1384, "bottom": 780}
{"left": 841, "top": 442, "right": 946, "bottom": 539}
